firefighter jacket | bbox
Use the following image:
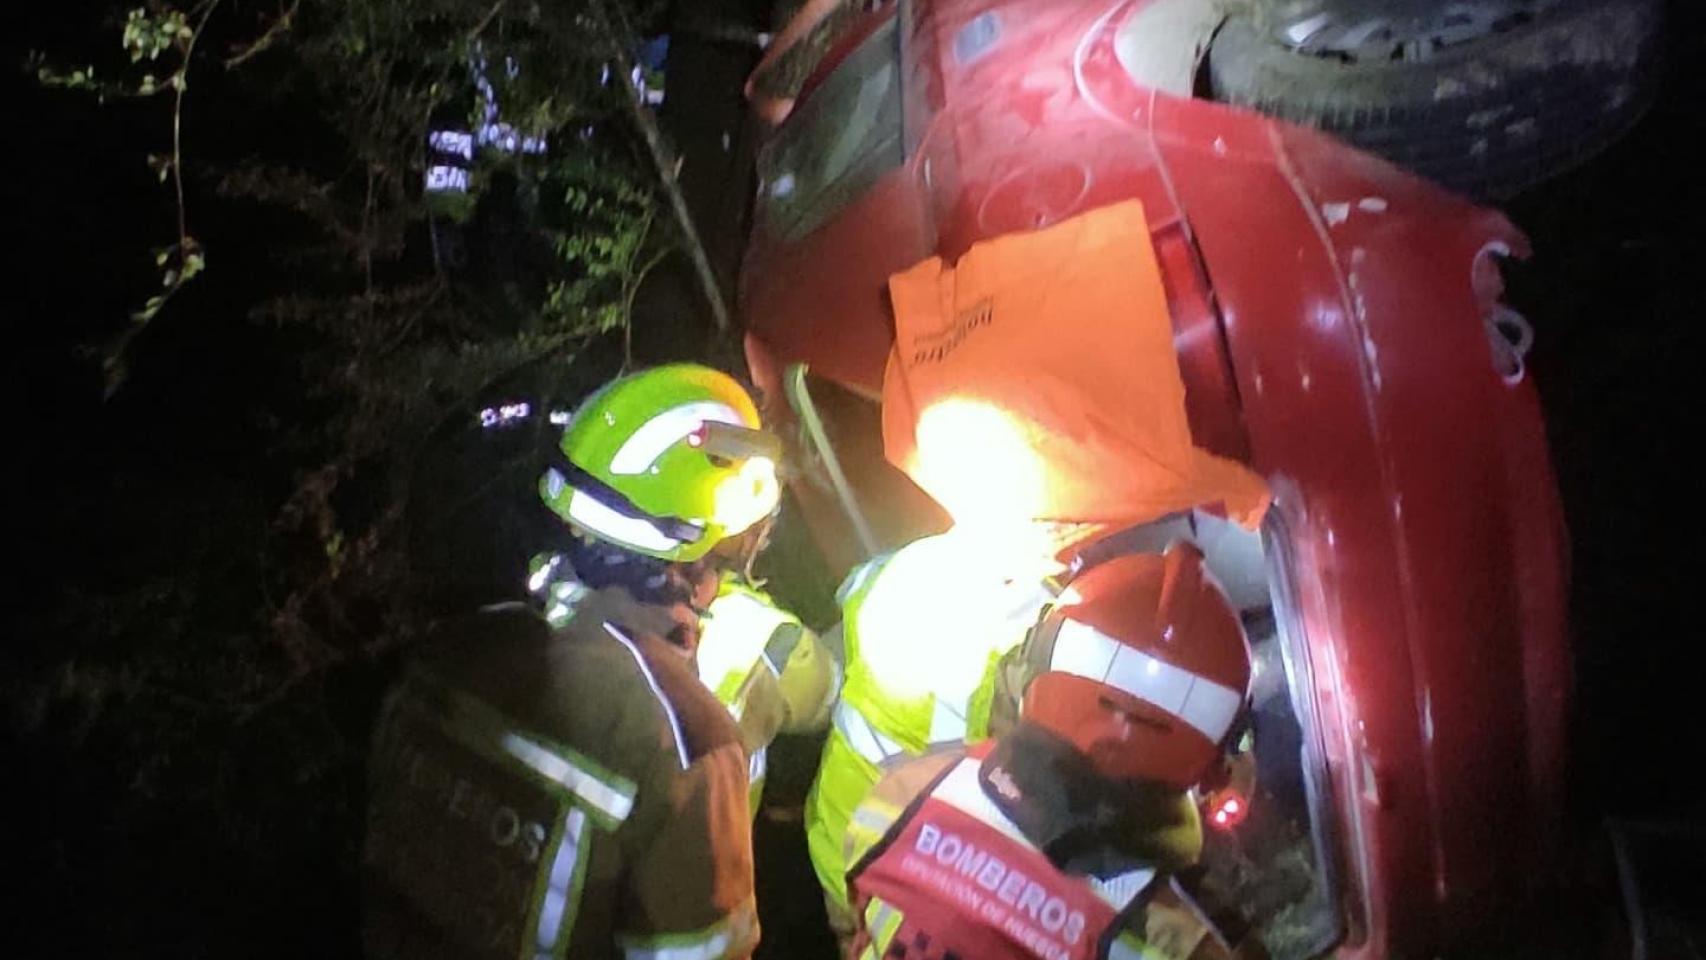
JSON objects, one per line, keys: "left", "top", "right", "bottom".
{"left": 362, "top": 590, "right": 759, "bottom": 960}
{"left": 539, "top": 563, "right": 838, "bottom": 815}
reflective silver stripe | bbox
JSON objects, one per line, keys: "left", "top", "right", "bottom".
{"left": 609, "top": 401, "right": 744, "bottom": 475}
{"left": 697, "top": 590, "right": 794, "bottom": 695}
{"left": 932, "top": 760, "right": 1159, "bottom": 910}
{"left": 851, "top": 806, "right": 896, "bottom": 835}
{"left": 502, "top": 734, "right": 635, "bottom": 824}
{"left": 529, "top": 555, "right": 562, "bottom": 594}
{"left": 833, "top": 700, "right": 903, "bottom": 765}
{"left": 1090, "top": 867, "right": 1158, "bottom": 910}
{"left": 618, "top": 901, "right": 757, "bottom": 960}
{"left": 604, "top": 624, "right": 692, "bottom": 770}
{"left": 761, "top": 622, "right": 806, "bottom": 676}
{"left": 620, "top": 934, "right": 732, "bottom": 960}
{"left": 534, "top": 807, "right": 588, "bottom": 954}
{"left": 567, "top": 489, "right": 682, "bottom": 553}
{"left": 926, "top": 697, "right": 968, "bottom": 744}
{"left": 1107, "top": 933, "right": 1149, "bottom": 960}
{"left": 1049, "top": 618, "right": 1243, "bottom": 742}
{"left": 543, "top": 578, "right": 591, "bottom": 629}
{"left": 866, "top": 900, "right": 902, "bottom": 953}
{"left": 421, "top": 670, "right": 635, "bottom": 828}
{"left": 835, "top": 557, "right": 884, "bottom": 605}
{"left": 748, "top": 746, "right": 767, "bottom": 785}
{"left": 928, "top": 757, "right": 1031, "bottom": 847}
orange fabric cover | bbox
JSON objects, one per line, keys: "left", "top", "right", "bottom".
{"left": 882, "top": 200, "right": 1269, "bottom": 530}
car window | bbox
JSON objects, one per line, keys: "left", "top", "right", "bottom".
{"left": 757, "top": 15, "right": 903, "bottom": 244}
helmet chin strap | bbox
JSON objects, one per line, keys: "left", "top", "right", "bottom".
{"left": 738, "top": 512, "right": 777, "bottom": 586}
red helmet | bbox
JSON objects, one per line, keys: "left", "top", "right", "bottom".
{"left": 1020, "top": 542, "right": 1251, "bottom": 788}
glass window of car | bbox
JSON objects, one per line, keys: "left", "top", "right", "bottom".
{"left": 756, "top": 15, "right": 904, "bottom": 244}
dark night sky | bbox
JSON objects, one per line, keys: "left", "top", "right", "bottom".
{"left": 4, "top": 0, "right": 1705, "bottom": 956}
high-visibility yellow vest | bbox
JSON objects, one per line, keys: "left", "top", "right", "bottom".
{"left": 804, "top": 532, "right": 1056, "bottom": 909}
{"left": 697, "top": 573, "right": 831, "bottom": 812}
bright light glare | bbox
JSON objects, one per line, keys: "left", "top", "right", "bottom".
{"left": 713, "top": 456, "right": 780, "bottom": 535}
{"left": 854, "top": 529, "right": 1058, "bottom": 702}
{"left": 911, "top": 398, "right": 1047, "bottom": 528}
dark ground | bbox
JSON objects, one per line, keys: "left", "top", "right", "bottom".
{"left": 4, "top": 1, "right": 1704, "bottom": 957}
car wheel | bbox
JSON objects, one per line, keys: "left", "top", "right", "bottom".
{"left": 1205, "top": 0, "right": 1664, "bottom": 198}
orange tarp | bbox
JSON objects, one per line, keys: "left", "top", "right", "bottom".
{"left": 882, "top": 200, "right": 1270, "bottom": 530}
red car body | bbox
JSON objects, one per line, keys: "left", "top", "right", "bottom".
{"left": 737, "top": 1, "right": 1572, "bottom": 956}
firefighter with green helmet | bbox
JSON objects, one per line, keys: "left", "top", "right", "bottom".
{"left": 527, "top": 364, "right": 839, "bottom": 813}
{"left": 363, "top": 364, "right": 833, "bottom": 960}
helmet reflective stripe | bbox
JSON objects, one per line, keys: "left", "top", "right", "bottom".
{"left": 533, "top": 806, "right": 589, "bottom": 954}
{"left": 566, "top": 487, "right": 684, "bottom": 554}
{"left": 1049, "top": 618, "right": 1243, "bottom": 743}
{"left": 608, "top": 400, "right": 744, "bottom": 475}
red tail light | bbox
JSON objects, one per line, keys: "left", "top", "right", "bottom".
{"left": 1206, "top": 789, "right": 1248, "bottom": 831}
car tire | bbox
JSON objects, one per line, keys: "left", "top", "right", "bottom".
{"left": 1205, "top": 0, "right": 1664, "bottom": 198}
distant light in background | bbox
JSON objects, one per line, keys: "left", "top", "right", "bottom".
{"left": 479, "top": 401, "right": 531, "bottom": 428}
{"left": 429, "top": 130, "right": 474, "bottom": 161}
{"left": 477, "top": 122, "right": 547, "bottom": 155}
{"left": 425, "top": 165, "right": 471, "bottom": 194}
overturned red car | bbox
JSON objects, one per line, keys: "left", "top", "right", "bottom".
{"left": 735, "top": 1, "right": 1573, "bottom": 957}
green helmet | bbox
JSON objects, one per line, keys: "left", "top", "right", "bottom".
{"left": 540, "top": 364, "right": 783, "bottom": 562}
